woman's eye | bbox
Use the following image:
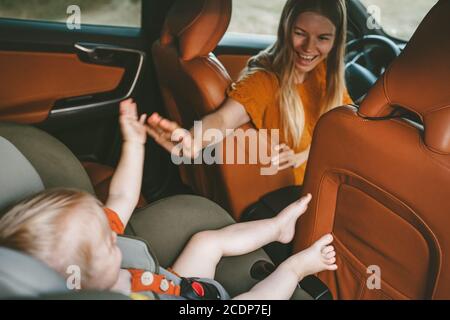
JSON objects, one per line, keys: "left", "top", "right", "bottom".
{"left": 319, "top": 37, "right": 330, "bottom": 41}
{"left": 294, "top": 32, "right": 305, "bottom": 36}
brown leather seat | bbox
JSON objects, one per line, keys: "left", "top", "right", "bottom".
{"left": 82, "top": 162, "right": 147, "bottom": 208}
{"left": 152, "top": 0, "right": 294, "bottom": 220}
{"left": 292, "top": 0, "right": 450, "bottom": 299}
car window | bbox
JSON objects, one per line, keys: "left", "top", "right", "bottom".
{"left": 359, "top": 0, "right": 439, "bottom": 41}
{"left": 0, "top": 0, "right": 141, "bottom": 28}
{"left": 227, "top": 0, "right": 286, "bottom": 35}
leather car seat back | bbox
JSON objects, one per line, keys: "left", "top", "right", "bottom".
{"left": 293, "top": 0, "right": 450, "bottom": 300}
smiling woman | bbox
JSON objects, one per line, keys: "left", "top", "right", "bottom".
{"left": 148, "top": 0, "right": 352, "bottom": 187}
{"left": 292, "top": 12, "right": 337, "bottom": 77}
{"left": 0, "top": 0, "right": 141, "bottom": 27}
{"left": 226, "top": 0, "right": 352, "bottom": 185}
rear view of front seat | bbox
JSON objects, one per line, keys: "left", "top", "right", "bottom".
{"left": 293, "top": 0, "right": 450, "bottom": 299}
{"left": 152, "top": 0, "right": 294, "bottom": 220}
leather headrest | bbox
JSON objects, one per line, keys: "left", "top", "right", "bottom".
{"left": 160, "top": 0, "right": 232, "bottom": 61}
{"left": 359, "top": 0, "right": 450, "bottom": 154}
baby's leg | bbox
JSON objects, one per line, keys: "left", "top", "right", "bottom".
{"left": 172, "top": 194, "right": 312, "bottom": 279}
{"left": 233, "top": 234, "right": 337, "bottom": 300}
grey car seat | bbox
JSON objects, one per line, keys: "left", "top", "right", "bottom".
{"left": 0, "top": 122, "right": 311, "bottom": 299}
{"left": 0, "top": 239, "right": 143, "bottom": 300}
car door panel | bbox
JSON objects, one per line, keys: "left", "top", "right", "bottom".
{"left": 0, "top": 50, "right": 125, "bottom": 124}
{"left": 0, "top": 18, "right": 147, "bottom": 165}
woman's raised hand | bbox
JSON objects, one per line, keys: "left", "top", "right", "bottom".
{"left": 146, "top": 113, "right": 201, "bottom": 159}
{"left": 271, "top": 144, "right": 310, "bottom": 172}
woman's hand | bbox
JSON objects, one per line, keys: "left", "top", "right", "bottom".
{"left": 271, "top": 144, "right": 310, "bottom": 172}
{"left": 119, "top": 99, "right": 147, "bottom": 145}
{"left": 146, "top": 113, "right": 201, "bottom": 158}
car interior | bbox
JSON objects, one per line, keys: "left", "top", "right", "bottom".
{"left": 0, "top": 0, "right": 448, "bottom": 300}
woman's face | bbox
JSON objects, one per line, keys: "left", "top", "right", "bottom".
{"left": 291, "top": 11, "right": 337, "bottom": 74}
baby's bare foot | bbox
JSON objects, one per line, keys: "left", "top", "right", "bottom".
{"left": 287, "top": 234, "right": 337, "bottom": 280}
{"left": 275, "top": 194, "right": 312, "bottom": 244}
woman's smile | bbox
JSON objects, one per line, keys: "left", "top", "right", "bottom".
{"left": 296, "top": 51, "right": 319, "bottom": 66}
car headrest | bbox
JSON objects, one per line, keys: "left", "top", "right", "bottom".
{"left": 0, "top": 247, "right": 133, "bottom": 300}
{"left": 0, "top": 136, "right": 44, "bottom": 215}
{"left": 0, "top": 247, "right": 68, "bottom": 299}
{"left": 160, "top": 0, "right": 232, "bottom": 61}
{"left": 359, "top": 0, "right": 450, "bottom": 154}
{"left": 0, "top": 122, "right": 94, "bottom": 198}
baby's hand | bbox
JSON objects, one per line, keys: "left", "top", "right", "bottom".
{"left": 119, "top": 99, "right": 147, "bottom": 145}
{"left": 147, "top": 113, "right": 200, "bottom": 158}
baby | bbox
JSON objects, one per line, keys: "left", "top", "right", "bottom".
{"left": 0, "top": 99, "right": 336, "bottom": 299}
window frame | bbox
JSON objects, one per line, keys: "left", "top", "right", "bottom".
{"left": 0, "top": 1, "right": 143, "bottom": 30}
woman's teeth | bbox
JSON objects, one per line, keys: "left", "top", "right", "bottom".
{"left": 299, "top": 54, "right": 316, "bottom": 61}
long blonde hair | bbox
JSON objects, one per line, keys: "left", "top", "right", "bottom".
{"left": 0, "top": 189, "right": 108, "bottom": 288}
{"left": 245, "top": 0, "right": 347, "bottom": 147}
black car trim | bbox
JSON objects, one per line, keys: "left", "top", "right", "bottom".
{"left": 50, "top": 43, "right": 145, "bottom": 117}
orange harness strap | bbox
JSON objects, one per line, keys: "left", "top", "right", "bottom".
{"left": 128, "top": 269, "right": 181, "bottom": 296}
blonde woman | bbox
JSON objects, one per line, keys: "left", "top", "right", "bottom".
{"left": 147, "top": 0, "right": 353, "bottom": 185}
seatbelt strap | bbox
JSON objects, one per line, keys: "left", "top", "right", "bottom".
{"left": 129, "top": 269, "right": 222, "bottom": 300}
{"left": 129, "top": 269, "right": 181, "bottom": 296}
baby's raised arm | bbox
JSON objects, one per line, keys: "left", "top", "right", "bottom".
{"left": 105, "top": 99, "right": 147, "bottom": 227}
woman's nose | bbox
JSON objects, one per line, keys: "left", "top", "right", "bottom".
{"left": 302, "top": 37, "right": 315, "bottom": 53}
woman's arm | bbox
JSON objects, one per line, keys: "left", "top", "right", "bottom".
{"left": 147, "top": 98, "right": 250, "bottom": 158}
{"left": 192, "top": 98, "right": 251, "bottom": 146}
{"left": 106, "top": 99, "right": 147, "bottom": 227}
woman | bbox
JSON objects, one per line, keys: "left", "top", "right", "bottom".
{"left": 147, "top": 0, "right": 353, "bottom": 185}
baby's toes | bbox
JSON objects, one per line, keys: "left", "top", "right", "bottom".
{"left": 325, "top": 251, "right": 336, "bottom": 259}
{"left": 315, "top": 234, "right": 334, "bottom": 249}
{"left": 326, "top": 264, "right": 338, "bottom": 271}
{"left": 325, "top": 257, "right": 336, "bottom": 265}
{"left": 322, "top": 245, "right": 334, "bottom": 255}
